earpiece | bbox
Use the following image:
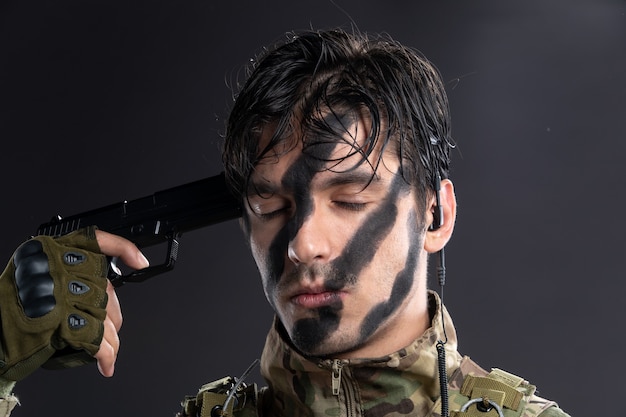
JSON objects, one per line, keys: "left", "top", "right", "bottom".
{"left": 429, "top": 174, "right": 443, "bottom": 231}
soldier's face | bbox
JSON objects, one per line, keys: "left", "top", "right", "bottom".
{"left": 244, "top": 117, "right": 430, "bottom": 358}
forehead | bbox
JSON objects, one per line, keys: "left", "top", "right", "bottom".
{"left": 250, "top": 111, "right": 397, "bottom": 187}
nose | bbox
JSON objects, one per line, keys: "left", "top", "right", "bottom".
{"left": 287, "top": 207, "right": 332, "bottom": 266}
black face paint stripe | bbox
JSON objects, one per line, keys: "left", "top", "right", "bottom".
{"left": 358, "top": 208, "right": 424, "bottom": 342}
{"left": 291, "top": 302, "right": 342, "bottom": 353}
{"left": 329, "top": 171, "right": 410, "bottom": 287}
{"left": 264, "top": 141, "right": 337, "bottom": 299}
{"left": 260, "top": 112, "right": 360, "bottom": 290}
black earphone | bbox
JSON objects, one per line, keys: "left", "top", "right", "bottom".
{"left": 430, "top": 174, "right": 444, "bottom": 231}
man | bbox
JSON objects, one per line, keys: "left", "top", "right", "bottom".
{"left": 0, "top": 29, "right": 570, "bottom": 416}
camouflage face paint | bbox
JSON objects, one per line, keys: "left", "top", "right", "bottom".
{"left": 290, "top": 304, "right": 342, "bottom": 352}
{"left": 261, "top": 112, "right": 358, "bottom": 306}
{"left": 330, "top": 173, "right": 409, "bottom": 280}
{"left": 291, "top": 172, "right": 414, "bottom": 355}
{"left": 263, "top": 140, "right": 336, "bottom": 303}
{"left": 250, "top": 113, "right": 426, "bottom": 357}
{"left": 357, "top": 208, "right": 423, "bottom": 343}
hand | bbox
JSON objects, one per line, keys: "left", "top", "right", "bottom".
{"left": 92, "top": 230, "right": 149, "bottom": 377}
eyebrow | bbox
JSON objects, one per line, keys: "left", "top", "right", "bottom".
{"left": 247, "top": 179, "right": 279, "bottom": 196}
{"left": 247, "top": 168, "right": 383, "bottom": 197}
{"left": 315, "top": 169, "right": 382, "bottom": 190}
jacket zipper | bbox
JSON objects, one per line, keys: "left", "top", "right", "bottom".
{"left": 331, "top": 359, "right": 344, "bottom": 396}
{"left": 321, "top": 359, "right": 355, "bottom": 416}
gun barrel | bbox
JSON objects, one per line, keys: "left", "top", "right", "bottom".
{"left": 37, "top": 172, "right": 242, "bottom": 248}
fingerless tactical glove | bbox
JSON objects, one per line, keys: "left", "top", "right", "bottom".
{"left": 0, "top": 226, "right": 109, "bottom": 381}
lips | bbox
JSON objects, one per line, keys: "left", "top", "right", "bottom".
{"left": 291, "top": 288, "right": 345, "bottom": 309}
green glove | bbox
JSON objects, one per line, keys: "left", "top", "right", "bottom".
{"left": 0, "top": 226, "right": 109, "bottom": 381}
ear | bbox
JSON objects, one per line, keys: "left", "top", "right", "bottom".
{"left": 424, "top": 178, "right": 456, "bottom": 253}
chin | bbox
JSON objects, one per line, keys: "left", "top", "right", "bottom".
{"left": 305, "top": 338, "right": 366, "bottom": 359}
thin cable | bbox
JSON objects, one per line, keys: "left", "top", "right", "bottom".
{"left": 221, "top": 359, "right": 260, "bottom": 416}
{"left": 436, "top": 247, "right": 449, "bottom": 417}
{"left": 437, "top": 248, "right": 448, "bottom": 344}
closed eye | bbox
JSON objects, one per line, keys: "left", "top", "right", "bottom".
{"left": 257, "top": 206, "right": 291, "bottom": 220}
{"left": 247, "top": 194, "right": 291, "bottom": 221}
{"left": 333, "top": 201, "right": 367, "bottom": 211}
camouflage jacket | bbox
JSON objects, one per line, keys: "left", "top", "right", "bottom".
{"left": 179, "top": 292, "right": 571, "bottom": 417}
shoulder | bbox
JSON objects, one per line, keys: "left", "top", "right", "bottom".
{"left": 448, "top": 357, "right": 571, "bottom": 417}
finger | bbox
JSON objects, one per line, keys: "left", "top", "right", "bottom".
{"left": 105, "top": 280, "right": 123, "bottom": 331}
{"left": 94, "top": 317, "right": 120, "bottom": 377}
{"left": 95, "top": 229, "right": 150, "bottom": 270}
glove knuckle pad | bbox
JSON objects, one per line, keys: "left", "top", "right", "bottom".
{"left": 63, "top": 251, "right": 87, "bottom": 265}
{"left": 68, "top": 280, "right": 90, "bottom": 295}
{"left": 13, "top": 240, "right": 56, "bottom": 318}
{"left": 67, "top": 314, "right": 87, "bottom": 330}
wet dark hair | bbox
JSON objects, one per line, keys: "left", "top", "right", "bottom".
{"left": 222, "top": 28, "right": 454, "bottom": 212}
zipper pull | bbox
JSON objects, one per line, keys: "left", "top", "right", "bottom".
{"left": 331, "top": 359, "right": 343, "bottom": 396}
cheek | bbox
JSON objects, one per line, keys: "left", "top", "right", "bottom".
{"left": 329, "top": 173, "right": 409, "bottom": 282}
{"left": 248, "top": 225, "right": 277, "bottom": 281}
{"left": 249, "top": 238, "right": 266, "bottom": 272}
{"left": 355, "top": 208, "right": 424, "bottom": 342}
{"left": 249, "top": 221, "right": 291, "bottom": 307}
{"left": 352, "top": 213, "right": 414, "bottom": 302}
{"left": 377, "top": 217, "right": 414, "bottom": 272}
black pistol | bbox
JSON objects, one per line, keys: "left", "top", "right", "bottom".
{"left": 36, "top": 172, "right": 242, "bottom": 287}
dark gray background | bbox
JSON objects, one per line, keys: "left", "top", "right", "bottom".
{"left": 1, "top": 1, "right": 624, "bottom": 416}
